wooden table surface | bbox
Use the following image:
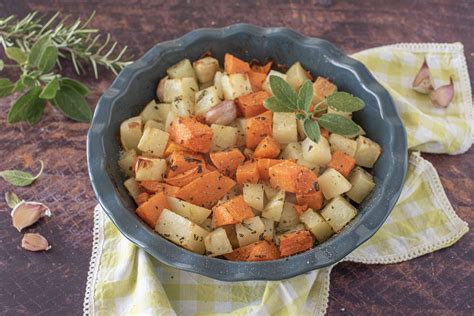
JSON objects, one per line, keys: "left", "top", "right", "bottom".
{"left": 0, "top": 1, "right": 473, "bottom": 315}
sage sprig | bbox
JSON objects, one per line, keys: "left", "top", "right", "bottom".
{"left": 264, "top": 76, "right": 364, "bottom": 143}
{"left": 0, "top": 11, "right": 132, "bottom": 125}
{"left": 0, "top": 160, "right": 44, "bottom": 186}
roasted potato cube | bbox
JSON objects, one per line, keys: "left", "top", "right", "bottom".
{"left": 195, "top": 86, "right": 221, "bottom": 116}
{"left": 300, "top": 209, "right": 334, "bottom": 242}
{"left": 277, "top": 202, "right": 301, "bottom": 231}
{"left": 263, "top": 70, "right": 287, "bottom": 95}
{"left": 156, "top": 209, "right": 209, "bottom": 254}
{"left": 280, "top": 142, "right": 303, "bottom": 160}
{"left": 120, "top": 116, "right": 143, "bottom": 150}
{"left": 204, "top": 227, "right": 233, "bottom": 256}
{"left": 137, "top": 127, "right": 169, "bottom": 158}
{"left": 286, "top": 62, "right": 309, "bottom": 91}
{"left": 118, "top": 149, "right": 137, "bottom": 177}
{"left": 262, "top": 183, "right": 280, "bottom": 200}
{"left": 354, "top": 136, "right": 382, "bottom": 168}
{"left": 165, "top": 111, "right": 179, "bottom": 132}
{"left": 235, "top": 216, "right": 266, "bottom": 247}
{"left": 346, "top": 166, "right": 376, "bottom": 203}
{"left": 140, "top": 100, "right": 171, "bottom": 123}
{"left": 213, "top": 71, "right": 224, "bottom": 99}
{"left": 135, "top": 157, "right": 167, "bottom": 181}
{"left": 166, "top": 196, "right": 212, "bottom": 224}
{"left": 329, "top": 133, "right": 357, "bottom": 157}
{"left": 221, "top": 73, "right": 252, "bottom": 100}
{"left": 272, "top": 112, "right": 298, "bottom": 144}
{"left": 243, "top": 183, "right": 265, "bottom": 212}
{"left": 210, "top": 124, "right": 238, "bottom": 151}
{"left": 171, "top": 97, "right": 194, "bottom": 117}
{"left": 193, "top": 57, "right": 219, "bottom": 83}
{"left": 144, "top": 120, "right": 165, "bottom": 131}
{"left": 261, "top": 217, "right": 275, "bottom": 241}
{"left": 262, "top": 189, "right": 285, "bottom": 222}
{"left": 124, "top": 177, "right": 141, "bottom": 198}
{"left": 301, "top": 136, "right": 332, "bottom": 167}
{"left": 318, "top": 168, "right": 352, "bottom": 200}
{"left": 320, "top": 196, "right": 357, "bottom": 232}
{"left": 167, "top": 58, "right": 196, "bottom": 79}
{"left": 163, "top": 77, "right": 199, "bottom": 103}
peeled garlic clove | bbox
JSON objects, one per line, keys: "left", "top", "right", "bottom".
{"left": 430, "top": 78, "right": 454, "bottom": 107}
{"left": 11, "top": 201, "right": 52, "bottom": 232}
{"left": 412, "top": 60, "right": 433, "bottom": 94}
{"left": 205, "top": 100, "right": 237, "bottom": 125}
{"left": 21, "top": 233, "right": 51, "bottom": 252}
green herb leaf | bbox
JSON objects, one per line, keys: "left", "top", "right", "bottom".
{"left": 7, "top": 87, "right": 43, "bottom": 123}
{"left": 26, "top": 98, "right": 46, "bottom": 125}
{"left": 20, "top": 74, "right": 36, "bottom": 88}
{"left": 5, "top": 47, "right": 27, "bottom": 64}
{"left": 5, "top": 192, "right": 22, "bottom": 209}
{"left": 28, "top": 35, "right": 51, "bottom": 67}
{"left": 53, "top": 84, "right": 92, "bottom": 122}
{"left": 326, "top": 92, "right": 365, "bottom": 113}
{"left": 319, "top": 113, "right": 360, "bottom": 136}
{"left": 297, "top": 80, "right": 313, "bottom": 111}
{"left": 295, "top": 113, "right": 306, "bottom": 120}
{"left": 39, "top": 77, "right": 60, "bottom": 99}
{"left": 37, "top": 46, "right": 58, "bottom": 72}
{"left": 303, "top": 118, "right": 320, "bottom": 143}
{"left": 61, "top": 78, "right": 91, "bottom": 96}
{"left": 0, "top": 78, "right": 15, "bottom": 97}
{"left": 263, "top": 96, "right": 293, "bottom": 112}
{"left": 0, "top": 160, "right": 44, "bottom": 187}
{"left": 269, "top": 75, "right": 298, "bottom": 109}
{"left": 0, "top": 59, "right": 4, "bottom": 71}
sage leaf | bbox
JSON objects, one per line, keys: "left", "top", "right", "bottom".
{"left": 295, "top": 113, "right": 306, "bottom": 120}
{"left": 297, "top": 80, "right": 313, "bottom": 111}
{"left": 303, "top": 118, "right": 321, "bottom": 143}
{"left": 319, "top": 113, "right": 360, "bottom": 135}
{"left": 53, "top": 84, "right": 92, "bottom": 122}
{"left": 5, "top": 192, "right": 22, "bottom": 209}
{"left": 26, "top": 98, "right": 46, "bottom": 125}
{"left": 38, "top": 46, "right": 58, "bottom": 72}
{"left": 326, "top": 92, "right": 365, "bottom": 113}
{"left": 61, "top": 77, "right": 91, "bottom": 96}
{"left": 263, "top": 96, "right": 293, "bottom": 112}
{"left": 39, "top": 77, "right": 60, "bottom": 99}
{"left": 0, "top": 160, "right": 44, "bottom": 187}
{"left": 7, "top": 87, "right": 42, "bottom": 123}
{"left": 269, "top": 75, "right": 298, "bottom": 109}
{"left": 5, "top": 47, "right": 27, "bottom": 64}
{"left": 28, "top": 35, "right": 51, "bottom": 67}
{"left": 0, "top": 78, "right": 15, "bottom": 97}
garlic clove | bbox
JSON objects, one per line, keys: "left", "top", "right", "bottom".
{"left": 205, "top": 100, "right": 237, "bottom": 125}
{"left": 21, "top": 233, "right": 51, "bottom": 252}
{"left": 430, "top": 78, "right": 454, "bottom": 108}
{"left": 412, "top": 59, "right": 433, "bottom": 94}
{"left": 11, "top": 201, "right": 52, "bottom": 232}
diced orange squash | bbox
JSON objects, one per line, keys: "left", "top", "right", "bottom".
{"left": 245, "top": 111, "right": 273, "bottom": 149}
{"left": 328, "top": 151, "right": 356, "bottom": 177}
{"left": 279, "top": 230, "right": 313, "bottom": 257}
{"left": 169, "top": 117, "right": 213, "bottom": 153}
{"left": 136, "top": 192, "right": 170, "bottom": 228}
{"left": 236, "top": 161, "right": 259, "bottom": 184}
{"left": 212, "top": 195, "right": 254, "bottom": 227}
{"left": 165, "top": 165, "right": 209, "bottom": 187}
{"left": 210, "top": 148, "right": 245, "bottom": 177}
{"left": 296, "top": 190, "right": 324, "bottom": 211}
{"left": 236, "top": 91, "right": 270, "bottom": 118}
{"left": 167, "top": 151, "right": 205, "bottom": 178}
{"left": 163, "top": 141, "right": 188, "bottom": 157}
{"left": 251, "top": 61, "right": 272, "bottom": 74}
{"left": 256, "top": 158, "right": 282, "bottom": 180}
{"left": 134, "top": 192, "right": 150, "bottom": 205}
{"left": 253, "top": 136, "right": 281, "bottom": 159}
{"left": 248, "top": 71, "right": 267, "bottom": 92}
{"left": 224, "top": 240, "right": 280, "bottom": 261}
{"left": 139, "top": 181, "right": 180, "bottom": 197}
{"left": 175, "top": 171, "right": 236, "bottom": 208}
{"left": 293, "top": 204, "right": 308, "bottom": 216}
{"left": 312, "top": 76, "right": 337, "bottom": 106}
{"left": 269, "top": 160, "right": 318, "bottom": 194}
{"left": 224, "top": 53, "right": 251, "bottom": 74}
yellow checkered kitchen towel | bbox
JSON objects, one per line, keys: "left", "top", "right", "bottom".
{"left": 83, "top": 43, "right": 472, "bottom": 316}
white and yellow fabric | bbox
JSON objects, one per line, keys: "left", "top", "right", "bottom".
{"left": 83, "top": 43, "right": 472, "bottom": 316}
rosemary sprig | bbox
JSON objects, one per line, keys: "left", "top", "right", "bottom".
{"left": 0, "top": 11, "right": 133, "bottom": 124}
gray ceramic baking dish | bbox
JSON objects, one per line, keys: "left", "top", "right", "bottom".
{"left": 87, "top": 24, "right": 407, "bottom": 281}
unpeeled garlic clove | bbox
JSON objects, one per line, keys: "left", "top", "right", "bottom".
{"left": 412, "top": 60, "right": 433, "bottom": 94}
{"left": 430, "top": 78, "right": 454, "bottom": 107}
{"left": 21, "top": 233, "right": 51, "bottom": 252}
{"left": 205, "top": 100, "right": 237, "bottom": 125}
{"left": 11, "top": 201, "right": 51, "bottom": 232}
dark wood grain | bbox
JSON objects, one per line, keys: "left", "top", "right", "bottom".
{"left": 0, "top": 1, "right": 472, "bottom": 315}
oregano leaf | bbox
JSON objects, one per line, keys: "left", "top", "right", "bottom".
{"left": 269, "top": 75, "right": 298, "bottom": 109}
{"left": 303, "top": 118, "right": 321, "bottom": 143}
{"left": 0, "top": 160, "right": 44, "bottom": 187}
{"left": 39, "top": 77, "right": 60, "bottom": 99}
{"left": 5, "top": 47, "right": 27, "bottom": 64}
{"left": 0, "top": 78, "right": 15, "bottom": 97}
{"left": 326, "top": 91, "right": 365, "bottom": 113}
{"left": 61, "top": 78, "right": 91, "bottom": 96}
{"left": 263, "top": 96, "right": 293, "bottom": 112}
{"left": 7, "top": 87, "right": 42, "bottom": 123}
{"left": 319, "top": 113, "right": 360, "bottom": 135}
{"left": 297, "top": 80, "right": 313, "bottom": 111}
{"left": 52, "top": 84, "right": 92, "bottom": 122}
